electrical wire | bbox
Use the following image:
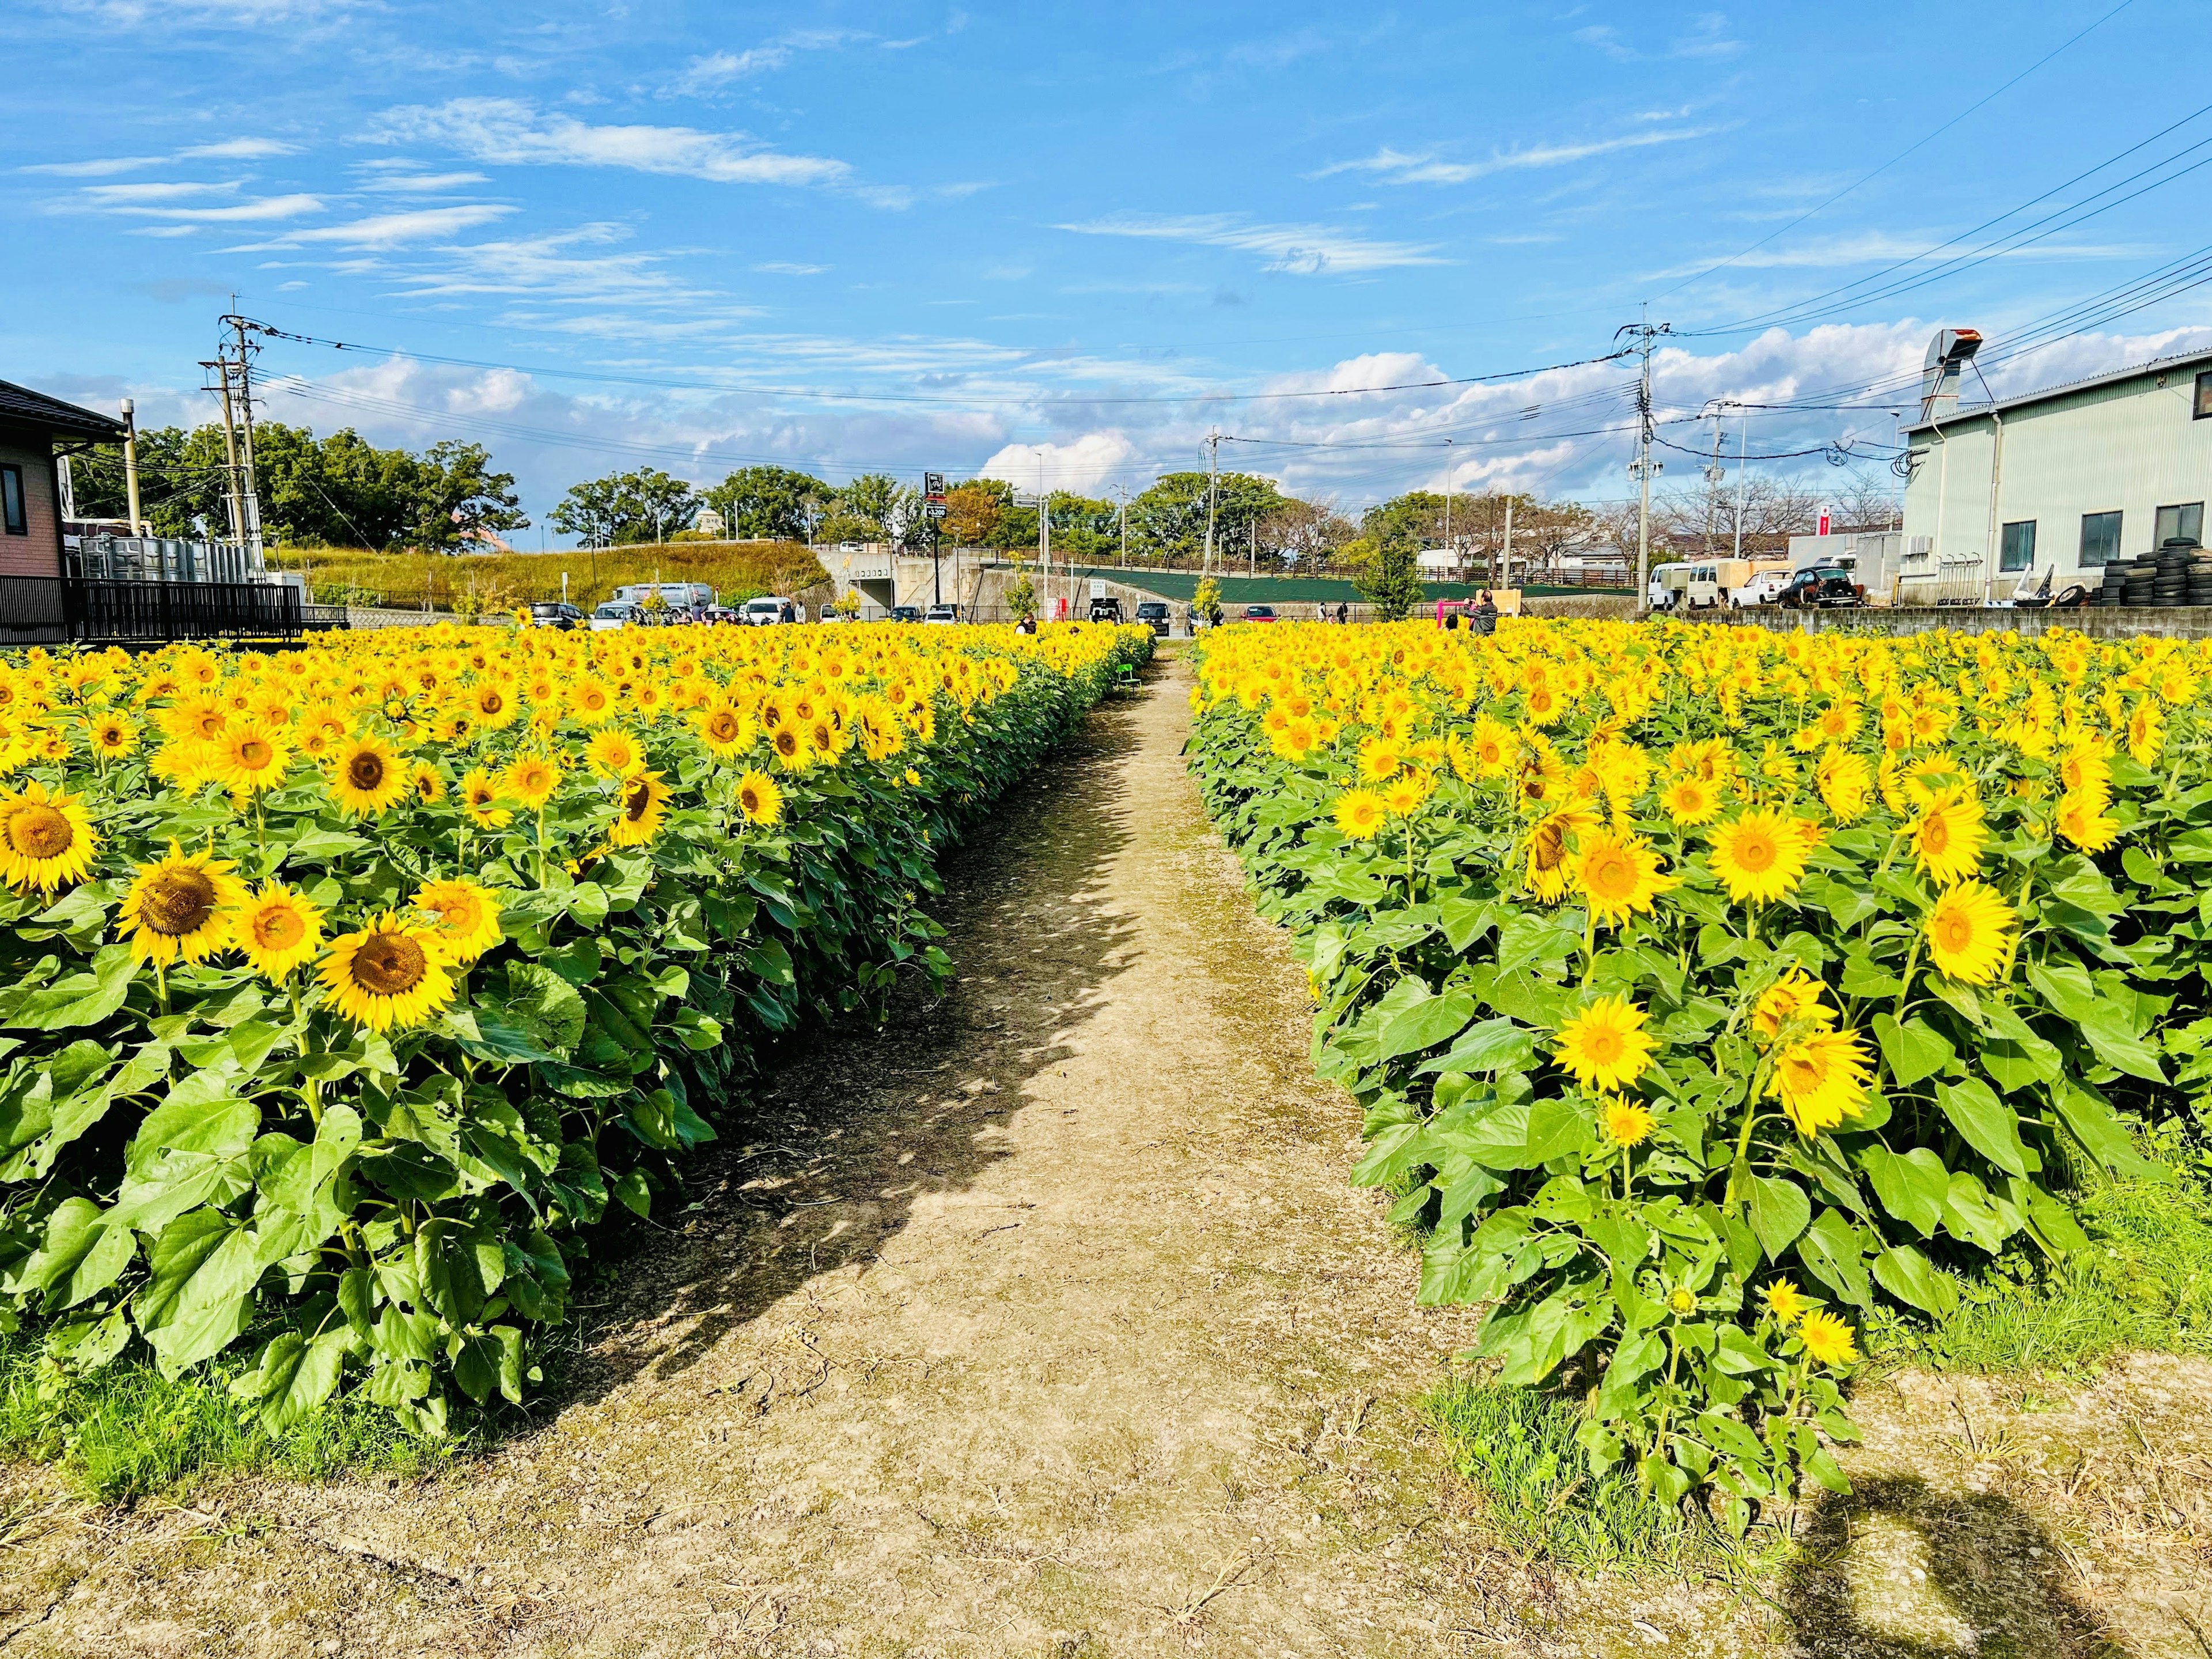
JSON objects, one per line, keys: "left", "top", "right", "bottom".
{"left": 1650, "top": 0, "right": 2141, "bottom": 302}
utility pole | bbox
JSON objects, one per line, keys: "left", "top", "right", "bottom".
{"left": 924, "top": 472, "right": 946, "bottom": 608}
{"left": 1036, "top": 456, "right": 1050, "bottom": 620}
{"left": 1703, "top": 410, "right": 1726, "bottom": 556}
{"left": 1500, "top": 497, "right": 1513, "bottom": 589}
{"left": 120, "top": 398, "right": 144, "bottom": 535}
{"left": 221, "top": 312, "right": 267, "bottom": 574}
{"left": 1616, "top": 309, "right": 1671, "bottom": 612}
{"left": 1201, "top": 430, "right": 1220, "bottom": 577}
{"left": 1733, "top": 421, "right": 1746, "bottom": 562}
{"left": 1441, "top": 438, "right": 1453, "bottom": 579}
{"left": 1116, "top": 484, "right": 1128, "bottom": 567}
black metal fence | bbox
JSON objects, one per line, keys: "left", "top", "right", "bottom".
{"left": 0, "top": 575, "right": 347, "bottom": 647}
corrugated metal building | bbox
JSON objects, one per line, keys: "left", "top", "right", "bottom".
{"left": 1901, "top": 340, "right": 2212, "bottom": 601}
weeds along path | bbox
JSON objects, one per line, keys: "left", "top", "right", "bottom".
{"left": 2, "top": 652, "right": 1507, "bottom": 1657}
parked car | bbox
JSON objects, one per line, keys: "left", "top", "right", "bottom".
{"left": 1730, "top": 569, "right": 1794, "bottom": 609}
{"left": 1778, "top": 568, "right": 1864, "bottom": 609}
{"left": 1135, "top": 600, "right": 1172, "bottom": 637}
{"left": 702, "top": 605, "right": 744, "bottom": 625}
{"left": 741, "top": 596, "right": 797, "bottom": 625}
{"left": 528, "top": 601, "right": 584, "bottom": 630}
{"left": 1089, "top": 595, "right": 1124, "bottom": 623}
{"left": 889, "top": 605, "right": 923, "bottom": 623}
{"left": 1240, "top": 604, "right": 1278, "bottom": 623}
{"left": 589, "top": 601, "right": 642, "bottom": 631}
{"left": 924, "top": 604, "right": 960, "bottom": 624}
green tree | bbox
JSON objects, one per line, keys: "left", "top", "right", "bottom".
{"left": 703, "top": 465, "right": 830, "bottom": 542}
{"left": 1356, "top": 501, "right": 1427, "bottom": 621}
{"left": 1192, "top": 575, "right": 1222, "bottom": 625}
{"left": 1005, "top": 565, "right": 1037, "bottom": 623}
{"left": 1126, "top": 471, "right": 1291, "bottom": 565}
{"left": 550, "top": 468, "right": 699, "bottom": 548}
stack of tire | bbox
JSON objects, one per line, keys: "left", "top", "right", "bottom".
{"left": 2116, "top": 557, "right": 2158, "bottom": 608}
{"left": 2099, "top": 562, "right": 2132, "bottom": 607}
{"left": 2183, "top": 539, "right": 2212, "bottom": 608}
{"left": 2150, "top": 537, "right": 2196, "bottom": 608}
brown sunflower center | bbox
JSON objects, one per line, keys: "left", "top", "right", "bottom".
{"left": 1585, "top": 1028, "right": 1624, "bottom": 1063}
{"left": 1733, "top": 832, "right": 1777, "bottom": 873}
{"left": 1587, "top": 851, "right": 1635, "bottom": 900}
{"left": 1936, "top": 912, "right": 1975, "bottom": 953}
{"left": 350, "top": 932, "right": 427, "bottom": 995}
{"left": 10, "top": 805, "right": 74, "bottom": 861}
{"left": 478, "top": 690, "right": 505, "bottom": 714}
{"left": 1530, "top": 824, "right": 1566, "bottom": 872}
{"left": 254, "top": 907, "right": 305, "bottom": 949}
{"left": 141, "top": 868, "right": 216, "bottom": 935}
{"left": 1921, "top": 815, "right": 1950, "bottom": 854}
{"left": 347, "top": 751, "right": 387, "bottom": 791}
{"left": 623, "top": 781, "right": 654, "bottom": 823}
{"left": 707, "top": 711, "right": 740, "bottom": 741}
{"left": 238, "top": 738, "right": 275, "bottom": 770}
{"left": 774, "top": 729, "right": 800, "bottom": 756}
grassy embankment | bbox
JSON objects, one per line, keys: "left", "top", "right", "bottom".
{"left": 267, "top": 540, "right": 828, "bottom": 615}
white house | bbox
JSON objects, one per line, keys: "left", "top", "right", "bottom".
{"left": 1900, "top": 331, "right": 2212, "bottom": 602}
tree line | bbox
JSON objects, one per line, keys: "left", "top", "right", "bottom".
{"left": 62, "top": 419, "right": 1898, "bottom": 575}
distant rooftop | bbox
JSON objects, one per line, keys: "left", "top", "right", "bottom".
{"left": 1905, "top": 344, "right": 2212, "bottom": 434}
{"left": 0, "top": 380, "right": 127, "bottom": 444}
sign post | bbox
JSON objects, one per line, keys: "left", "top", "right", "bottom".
{"left": 923, "top": 472, "right": 948, "bottom": 609}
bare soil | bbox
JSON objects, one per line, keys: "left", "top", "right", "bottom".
{"left": 1, "top": 654, "right": 2206, "bottom": 1657}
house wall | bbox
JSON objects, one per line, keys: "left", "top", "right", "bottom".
{"left": 1902, "top": 365, "right": 2212, "bottom": 592}
{"left": 0, "top": 422, "right": 62, "bottom": 579}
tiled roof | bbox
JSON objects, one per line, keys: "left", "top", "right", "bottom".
{"left": 0, "top": 380, "right": 127, "bottom": 442}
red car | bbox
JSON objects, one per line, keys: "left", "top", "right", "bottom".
{"left": 1241, "top": 604, "right": 1278, "bottom": 623}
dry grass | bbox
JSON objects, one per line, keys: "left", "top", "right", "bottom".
{"left": 267, "top": 540, "right": 828, "bottom": 613}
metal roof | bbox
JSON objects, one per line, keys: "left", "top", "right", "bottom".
{"left": 0, "top": 380, "right": 127, "bottom": 444}
{"left": 1904, "top": 344, "right": 2212, "bottom": 435}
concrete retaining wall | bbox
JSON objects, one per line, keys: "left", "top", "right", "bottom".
{"left": 1683, "top": 605, "right": 2212, "bottom": 641}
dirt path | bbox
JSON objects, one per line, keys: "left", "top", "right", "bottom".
{"left": 1, "top": 655, "right": 1503, "bottom": 1657}
{"left": 7, "top": 657, "right": 2208, "bottom": 1658}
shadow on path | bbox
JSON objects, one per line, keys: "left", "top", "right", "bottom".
{"left": 542, "top": 671, "right": 1155, "bottom": 1413}
{"left": 1781, "top": 1475, "right": 2133, "bottom": 1658}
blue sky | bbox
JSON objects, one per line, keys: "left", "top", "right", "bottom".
{"left": 7, "top": 0, "right": 2212, "bottom": 541}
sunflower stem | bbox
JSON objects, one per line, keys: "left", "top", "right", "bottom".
{"left": 1893, "top": 929, "right": 1924, "bottom": 1023}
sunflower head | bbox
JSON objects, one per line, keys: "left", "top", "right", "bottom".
{"left": 734, "top": 768, "right": 783, "bottom": 828}
{"left": 501, "top": 754, "right": 562, "bottom": 810}
{"left": 1924, "top": 880, "right": 2016, "bottom": 986}
{"left": 1600, "top": 1097, "right": 1656, "bottom": 1147}
{"left": 459, "top": 764, "right": 513, "bottom": 829}
{"left": 1333, "top": 787, "right": 1388, "bottom": 840}
{"left": 1554, "top": 995, "right": 1655, "bottom": 1092}
{"left": 412, "top": 877, "right": 504, "bottom": 963}
{"left": 330, "top": 734, "right": 411, "bottom": 816}
{"left": 1763, "top": 1278, "right": 1811, "bottom": 1328}
{"left": 0, "top": 781, "right": 99, "bottom": 893}
{"left": 234, "top": 883, "right": 325, "bottom": 980}
{"left": 320, "top": 914, "right": 456, "bottom": 1032}
{"left": 607, "top": 770, "right": 671, "bottom": 848}
{"left": 120, "top": 842, "right": 244, "bottom": 965}
{"left": 1796, "top": 1309, "right": 1858, "bottom": 1369}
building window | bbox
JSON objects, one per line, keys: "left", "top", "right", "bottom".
{"left": 2197, "top": 369, "right": 2212, "bottom": 419}
{"left": 0, "top": 467, "right": 24, "bottom": 537}
{"left": 2080, "top": 510, "right": 2123, "bottom": 567}
{"left": 2156, "top": 502, "right": 2205, "bottom": 548}
{"left": 2000, "top": 519, "right": 2036, "bottom": 573}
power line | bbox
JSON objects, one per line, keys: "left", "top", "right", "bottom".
{"left": 1650, "top": 0, "right": 2141, "bottom": 302}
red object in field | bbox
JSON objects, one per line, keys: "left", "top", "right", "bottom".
{"left": 1818, "top": 513, "right": 1831, "bottom": 536}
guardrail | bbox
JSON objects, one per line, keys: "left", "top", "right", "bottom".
{"left": 0, "top": 576, "right": 348, "bottom": 647}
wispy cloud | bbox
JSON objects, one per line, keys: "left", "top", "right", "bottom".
{"left": 665, "top": 47, "right": 791, "bottom": 96}
{"left": 1640, "top": 232, "right": 2152, "bottom": 278}
{"left": 355, "top": 169, "right": 491, "bottom": 194}
{"left": 1316, "top": 127, "right": 1722, "bottom": 185}
{"left": 21, "top": 135, "right": 297, "bottom": 176}
{"left": 1055, "top": 213, "right": 1446, "bottom": 274}
{"left": 63, "top": 180, "right": 323, "bottom": 225}
{"left": 1574, "top": 12, "right": 1743, "bottom": 62}
{"left": 238, "top": 203, "right": 516, "bottom": 250}
{"left": 364, "top": 97, "right": 850, "bottom": 187}
{"left": 753, "top": 261, "right": 829, "bottom": 275}
{"left": 181, "top": 137, "right": 301, "bottom": 159}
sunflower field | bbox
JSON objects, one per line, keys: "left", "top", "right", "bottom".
{"left": 0, "top": 619, "right": 1149, "bottom": 1433}
{"left": 1188, "top": 616, "right": 2202, "bottom": 1525}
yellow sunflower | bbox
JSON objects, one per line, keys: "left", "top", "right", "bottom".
{"left": 459, "top": 765, "right": 512, "bottom": 830}
{"left": 232, "top": 882, "right": 325, "bottom": 980}
{"left": 0, "top": 781, "right": 99, "bottom": 892}
{"left": 1767, "top": 1027, "right": 1873, "bottom": 1137}
{"left": 585, "top": 727, "right": 645, "bottom": 777}
{"left": 769, "top": 723, "right": 815, "bottom": 773}
{"left": 1707, "top": 808, "right": 1813, "bottom": 906}
{"left": 1658, "top": 774, "right": 1723, "bottom": 827}
{"left": 1600, "top": 1097, "right": 1656, "bottom": 1147}
{"left": 2054, "top": 789, "right": 2120, "bottom": 853}
{"left": 734, "top": 768, "right": 783, "bottom": 828}
{"left": 219, "top": 721, "right": 293, "bottom": 797}
{"left": 501, "top": 753, "right": 562, "bottom": 810}
{"left": 411, "top": 877, "right": 504, "bottom": 963}
{"left": 1554, "top": 995, "right": 1656, "bottom": 1092}
{"left": 695, "top": 702, "right": 754, "bottom": 760}
{"left": 87, "top": 713, "right": 140, "bottom": 758}
{"left": 1923, "top": 880, "right": 2015, "bottom": 985}
{"left": 1573, "top": 827, "right": 1674, "bottom": 927}
{"left": 1333, "top": 787, "right": 1388, "bottom": 840}
{"left": 1908, "top": 787, "right": 1986, "bottom": 887}
{"left": 329, "top": 734, "right": 411, "bottom": 816}
{"left": 1762, "top": 1278, "right": 1811, "bottom": 1327}
{"left": 1752, "top": 970, "right": 1836, "bottom": 1043}
{"left": 608, "top": 770, "right": 672, "bottom": 848}
{"left": 120, "top": 843, "right": 245, "bottom": 965}
{"left": 1796, "top": 1309, "right": 1858, "bottom": 1369}
{"left": 319, "top": 914, "right": 456, "bottom": 1032}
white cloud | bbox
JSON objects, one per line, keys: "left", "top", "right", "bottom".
{"left": 753, "top": 262, "right": 829, "bottom": 275}
{"left": 241, "top": 203, "right": 517, "bottom": 249}
{"left": 181, "top": 137, "right": 301, "bottom": 159}
{"left": 1317, "top": 127, "right": 1722, "bottom": 185}
{"left": 979, "top": 433, "right": 1136, "bottom": 495}
{"left": 18, "top": 156, "right": 169, "bottom": 177}
{"left": 96, "top": 192, "right": 324, "bottom": 223}
{"left": 81, "top": 179, "right": 243, "bottom": 204}
{"left": 665, "top": 47, "right": 791, "bottom": 96}
{"left": 356, "top": 170, "right": 492, "bottom": 194}
{"left": 1055, "top": 213, "right": 1446, "bottom": 274}
{"left": 364, "top": 97, "right": 850, "bottom": 187}
{"left": 1641, "top": 232, "right": 2152, "bottom": 279}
